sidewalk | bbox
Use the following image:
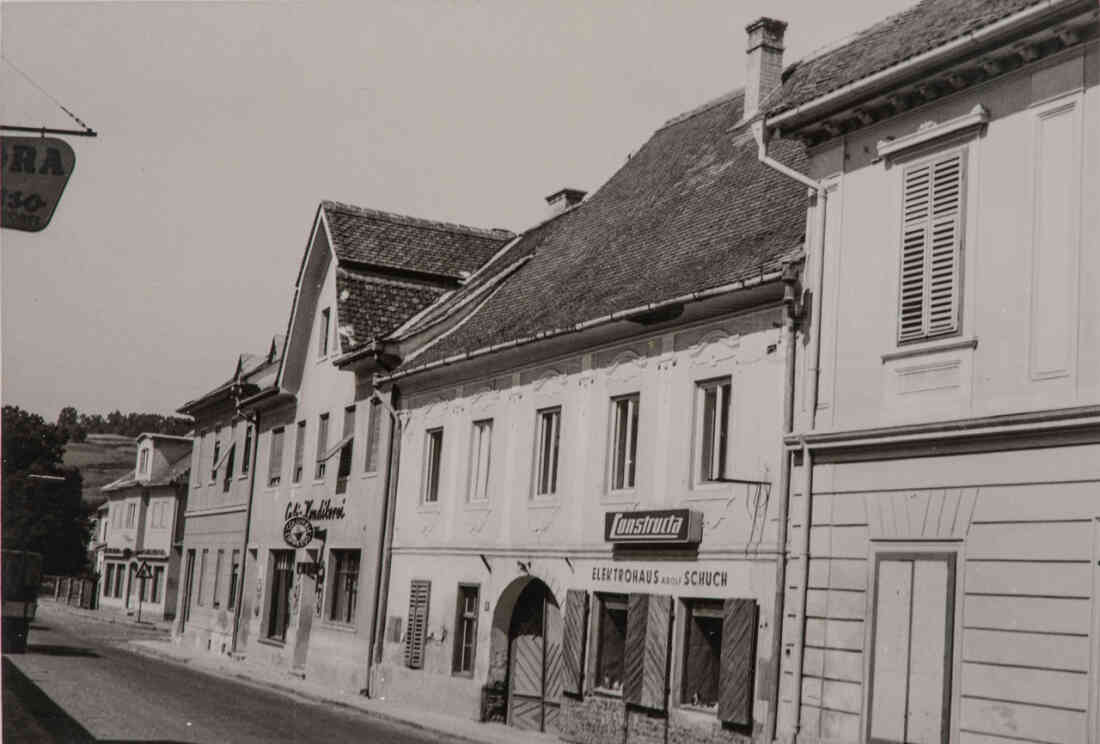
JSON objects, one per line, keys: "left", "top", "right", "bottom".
{"left": 39, "top": 597, "right": 174, "bottom": 634}
{"left": 127, "top": 637, "right": 562, "bottom": 744}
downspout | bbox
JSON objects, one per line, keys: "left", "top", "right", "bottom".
{"left": 232, "top": 406, "right": 262, "bottom": 656}
{"left": 366, "top": 386, "right": 402, "bottom": 694}
{"left": 753, "top": 121, "right": 827, "bottom": 743}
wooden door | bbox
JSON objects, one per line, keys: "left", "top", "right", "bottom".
{"left": 509, "top": 632, "right": 545, "bottom": 730}
{"left": 507, "top": 587, "right": 563, "bottom": 733}
{"left": 543, "top": 600, "right": 563, "bottom": 733}
{"left": 868, "top": 553, "right": 955, "bottom": 744}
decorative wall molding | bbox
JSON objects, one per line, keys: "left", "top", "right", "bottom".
{"left": 865, "top": 488, "right": 977, "bottom": 540}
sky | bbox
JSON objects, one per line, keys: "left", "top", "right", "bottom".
{"left": 1, "top": 0, "right": 914, "bottom": 422}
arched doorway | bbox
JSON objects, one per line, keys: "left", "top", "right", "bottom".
{"left": 492, "top": 577, "right": 563, "bottom": 733}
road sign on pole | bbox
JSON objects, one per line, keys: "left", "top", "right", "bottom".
{"left": 134, "top": 561, "right": 153, "bottom": 625}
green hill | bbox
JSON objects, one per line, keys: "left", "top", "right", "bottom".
{"left": 64, "top": 435, "right": 137, "bottom": 506}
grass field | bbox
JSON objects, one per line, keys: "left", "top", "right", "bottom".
{"left": 63, "top": 439, "right": 136, "bottom": 505}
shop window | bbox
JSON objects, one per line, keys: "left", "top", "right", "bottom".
{"left": 315, "top": 413, "right": 330, "bottom": 480}
{"left": 405, "top": 579, "right": 432, "bottom": 669}
{"left": 197, "top": 549, "right": 208, "bottom": 606}
{"left": 328, "top": 550, "right": 360, "bottom": 625}
{"left": 318, "top": 307, "right": 330, "bottom": 358}
{"left": 452, "top": 584, "right": 479, "bottom": 675}
{"left": 422, "top": 428, "right": 443, "bottom": 504}
{"left": 105, "top": 564, "right": 115, "bottom": 597}
{"left": 267, "top": 550, "right": 295, "bottom": 642}
{"left": 114, "top": 563, "right": 124, "bottom": 597}
{"left": 292, "top": 421, "right": 306, "bottom": 483}
{"left": 242, "top": 425, "right": 252, "bottom": 475}
{"left": 533, "top": 407, "right": 561, "bottom": 497}
{"left": 151, "top": 566, "right": 163, "bottom": 603}
{"left": 467, "top": 419, "right": 492, "bottom": 503}
{"left": 364, "top": 399, "right": 382, "bottom": 473}
{"left": 609, "top": 395, "right": 639, "bottom": 491}
{"left": 227, "top": 550, "right": 241, "bottom": 610}
{"left": 681, "top": 600, "right": 723, "bottom": 710}
{"left": 268, "top": 427, "right": 285, "bottom": 487}
{"left": 696, "top": 378, "right": 731, "bottom": 483}
{"left": 594, "top": 594, "right": 627, "bottom": 692}
{"left": 212, "top": 549, "right": 224, "bottom": 608}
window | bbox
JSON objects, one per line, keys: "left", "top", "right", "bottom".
{"left": 328, "top": 550, "right": 360, "bottom": 624}
{"left": 364, "top": 399, "right": 382, "bottom": 473}
{"left": 336, "top": 406, "right": 355, "bottom": 492}
{"left": 222, "top": 442, "right": 236, "bottom": 492}
{"left": 315, "top": 413, "right": 330, "bottom": 480}
{"left": 267, "top": 550, "right": 295, "bottom": 641}
{"left": 450, "top": 584, "right": 480, "bottom": 675}
{"left": 194, "top": 434, "right": 204, "bottom": 488}
{"left": 422, "top": 428, "right": 444, "bottom": 504}
{"left": 681, "top": 600, "right": 723, "bottom": 710}
{"left": 595, "top": 594, "right": 627, "bottom": 692}
{"left": 210, "top": 438, "right": 221, "bottom": 482}
{"left": 292, "top": 421, "right": 306, "bottom": 483}
{"left": 138, "top": 448, "right": 149, "bottom": 474}
{"left": 268, "top": 427, "right": 285, "bottom": 486}
{"left": 534, "top": 407, "right": 561, "bottom": 497}
{"left": 151, "top": 566, "right": 164, "bottom": 603}
{"left": 898, "top": 151, "right": 964, "bottom": 343}
{"left": 696, "top": 378, "right": 731, "bottom": 483}
{"left": 105, "top": 564, "right": 115, "bottom": 597}
{"left": 318, "top": 307, "right": 330, "bottom": 358}
{"left": 183, "top": 550, "right": 195, "bottom": 621}
{"left": 212, "top": 549, "right": 224, "bottom": 608}
{"left": 609, "top": 395, "right": 639, "bottom": 491}
{"left": 242, "top": 425, "right": 253, "bottom": 474}
{"left": 405, "top": 579, "right": 431, "bottom": 669}
{"left": 197, "top": 549, "right": 208, "bottom": 606}
{"left": 114, "top": 563, "right": 124, "bottom": 597}
{"left": 467, "top": 419, "right": 492, "bottom": 503}
{"left": 126, "top": 503, "right": 136, "bottom": 528}
{"left": 227, "top": 550, "right": 241, "bottom": 610}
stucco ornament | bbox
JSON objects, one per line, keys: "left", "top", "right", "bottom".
{"left": 606, "top": 350, "right": 646, "bottom": 383}
{"left": 689, "top": 330, "right": 741, "bottom": 368}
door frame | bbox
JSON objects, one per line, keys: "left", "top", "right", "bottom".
{"left": 506, "top": 582, "right": 561, "bottom": 733}
{"left": 864, "top": 548, "right": 959, "bottom": 744}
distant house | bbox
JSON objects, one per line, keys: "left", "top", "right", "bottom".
{"left": 99, "top": 433, "right": 191, "bottom": 619}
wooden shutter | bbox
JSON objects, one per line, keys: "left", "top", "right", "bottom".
{"left": 623, "top": 593, "right": 672, "bottom": 711}
{"left": 404, "top": 579, "right": 431, "bottom": 669}
{"left": 562, "top": 589, "right": 588, "bottom": 696}
{"left": 898, "top": 152, "right": 964, "bottom": 343}
{"left": 718, "top": 598, "right": 758, "bottom": 726}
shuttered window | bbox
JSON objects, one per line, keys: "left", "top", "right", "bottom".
{"left": 681, "top": 600, "right": 723, "bottom": 710}
{"left": 717, "top": 598, "right": 758, "bottom": 726}
{"left": 405, "top": 579, "right": 431, "bottom": 669}
{"left": 898, "top": 152, "right": 964, "bottom": 343}
{"left": 562, "top": 589, "right": 589, "bottom": 696}
{"left": 594, "top": 594, "right": 627, "bottom": 692}
{"left": 623, "top": 593, "right": 672, "bottom": 711}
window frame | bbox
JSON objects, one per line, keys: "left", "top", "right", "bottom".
{"left": 292, "top": 421, "right": 306, "bottom": 484}
{"left": 210, "top": 437, "right": 221, "bottom": 483}
{"left": 241, "top": 424, "right": 253, "bottom": 476}
{"left": 266, "top": 550, "right": 295, "bottom": 642}
{"left": 593, "top": 593, "right": 628, "bottom": 695}
{"left": 679, "top": 598, "right": 724, "bottom": 712}
{"left": 227, "top": 549, "right": 241, "bottom": 610}
{"left": 318, "top": 307, "right": 331, "bottom": 359}
{"left": 694, "top": 377, "right": 732, "bottom": 486}
{"left": 421, "top": 428, "right": 444, "bottom": 505}
{"left": 197, "top": 548, "right": 208, "bottom": 606}
{"left": 452, "top": 583, "right": 480, "bottom": 676}
{"left": 608, "top": 394, "right": 640, "bottom": 493}
{"left": 467, "top": 419, "right": 493, "bottom": 504}
{"left": 327, "top": 549, "right": 361, "bottom": 626}
{"left": 364, "top": 399, "right": 382, "bottom": 474}
{"left": 315, "top": 413, "right": 330, "bottom": 481}
{"left": 532, "top": 406, "right": 562, "bottom": 499}
{"left": 268, "top": 426, "right": 285, "bottom": 487}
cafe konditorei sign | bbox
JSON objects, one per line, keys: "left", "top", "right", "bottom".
{"left": 1, "top": 136, "right": 76, "bottom": 232}
{"left": 604, "top": 508, "right": 703, "bottom": 545}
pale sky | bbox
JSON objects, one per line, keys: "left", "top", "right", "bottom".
{"left": 1, "top": 0, "right": 913, "bottom": 422}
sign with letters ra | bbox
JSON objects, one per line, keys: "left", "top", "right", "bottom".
{"left": 1, "top": 136, "right": 76, "bottom": 232}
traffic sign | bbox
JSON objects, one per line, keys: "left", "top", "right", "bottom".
{"left": 135, "top": 561, "right": 153, "bottom": 580}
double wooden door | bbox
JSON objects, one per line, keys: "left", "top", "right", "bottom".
{"left": 508, "top": 586, "right": 563, "bottom": 733}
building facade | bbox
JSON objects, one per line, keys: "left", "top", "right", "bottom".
{"left": 99, "top": 434, "right": 191, "bottom": 620}
{"left": 235, "top": 201, "right": 511, "bottom": 694}
{"left": 173, "top": 338, "right": 281, "bottom": 657}
{"left": 761, "top": 2, "right": 1100, "bottom": 743}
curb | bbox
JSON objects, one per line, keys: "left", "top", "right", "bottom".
{"left": 39, "top": 600, "right": 172, "bottom": 634}
{"left": 123, "top": 641, "right": 498, "bottom": 744}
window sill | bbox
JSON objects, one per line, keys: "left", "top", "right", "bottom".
{"left": 318, "top": 620, "right": 358, "bottom": 634}
{"left": 451, "top": 670, "right": 475, "bottom": 679}
{"left": 417, "top": 503, "right": 442, "bottom": 514}
{"left": 257, "top": 637, "right": 285, "bottom": 648}
{"left": 881, "top": 335, "right": 977, "bottom": 363}
{"left": 600, "top": 492, "right": 639, "bottom": 506}
{"left": 463, "top": 502, "right": 491, "bottom": 512}
{"left": 592, "top": 687, "right": 623, "bottom": 699}
{"left": 361, "top": 471, "right": 378, "bottom": 480}
{"left": 527, "top": 500, "right": 560, "bottom": 511}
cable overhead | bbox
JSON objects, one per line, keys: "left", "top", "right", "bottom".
{"left": 1, "top": 56, "right": 97, "bottom": 137}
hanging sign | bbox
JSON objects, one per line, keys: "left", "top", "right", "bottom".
{"left": 604, "top": 509, "right": 703, "bottom": 545}
{"left": 1, "top": 136, "right": 76, "bottom": 232}
{"left": 283, "top": 516, "right": 314, "bottom": 548}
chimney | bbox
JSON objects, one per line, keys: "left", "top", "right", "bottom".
{"left": 743, "top": 17, "right": 787, "bottom": 121}
{"left": 545, "top": 188, "right": 586, "bottom": 217}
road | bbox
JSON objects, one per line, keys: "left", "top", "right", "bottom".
{"left": 4, "top": 603, "right": 454, "bottom": 744}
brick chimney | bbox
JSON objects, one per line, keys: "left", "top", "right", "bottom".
{"left": 545, "top": 188, "right": 586, "bottom": 217}
{"left": 743, "top": 17, "right": 787, "bottom": 121}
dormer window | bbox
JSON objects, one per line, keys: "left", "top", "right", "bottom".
{"left": 318, "top": 307, "right": 331, "bottom": 358}
{"left": 138, "top": 448, "right": 150, "bottom": 475}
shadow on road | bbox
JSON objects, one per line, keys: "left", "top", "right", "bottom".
{"left": 4, "top": 658, "right": 198, "bottom": 744}
{"left": 26, "top": 644, "right": 101, "bottom": 658}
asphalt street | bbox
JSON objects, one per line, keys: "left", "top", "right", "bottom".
{"left": 3, "top": 604, "right": 455, "bottom": 744}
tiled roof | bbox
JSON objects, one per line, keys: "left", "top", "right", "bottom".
{"left": 335, "top": 269, "right": 448, "bottom": 354}
{"left": 400, "top": 90, "right": 807, "bottom": 369}
{"left": 322, "top": 201, "right": 513, "bottom": 280}
{"left": 769, "top": 0, "right": 1043, "bottom": 115}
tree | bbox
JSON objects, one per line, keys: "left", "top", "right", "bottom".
{"left": 2, "top": 406, "right": 89, "bottom": 575}
{"left": 56, "top": 405, "right": 86, "bottom": 443}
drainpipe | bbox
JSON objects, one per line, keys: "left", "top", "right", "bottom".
{"left": 753, "top": 121, "right": 827, "bottom": 743}
{"left": 366, "top": 386, "right": 402, "bottom": 694}
{"left": 232, "top": 406, "right": 262, "bottom": 656}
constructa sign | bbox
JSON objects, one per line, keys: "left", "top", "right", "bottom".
{"left": 604, "top": 509, "right": 703, "bottom": 545}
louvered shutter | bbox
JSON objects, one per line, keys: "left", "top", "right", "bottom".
{"left": 404, "top": 579, "right": 431, "bottom": 669}
{"left": 898, "top": 152, "right": 964, "bottom": 343}
{"left": 718, "top": 598, "right": 758, "bottom": 725}
{"left": 562, "top": 589, "right": 588, "bottom": 696}
{"left": 623, "top": 593, "right": 672, "bottom": 711}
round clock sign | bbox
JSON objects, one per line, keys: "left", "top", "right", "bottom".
{"left": 283, "top": 516, "right": 314, "bottom": 548}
